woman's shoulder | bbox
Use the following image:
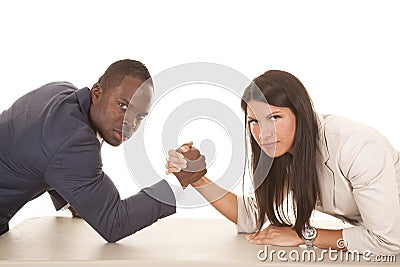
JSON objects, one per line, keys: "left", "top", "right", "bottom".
{"left": 318, "top": 114, "right": 397, "bottom": 158}
{"left": 319, "top": 114, "right": 380, "bottom": 139}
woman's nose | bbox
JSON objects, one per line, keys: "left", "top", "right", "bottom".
{"left": 258, "top": 122, "right": 274, "bottom": 140}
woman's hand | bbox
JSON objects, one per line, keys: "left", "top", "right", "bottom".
{"left": 246, "top": 225, "right": 304, "bottom": 247}
{"left": 165, "top": 142, "right": 192, "bottom": 174}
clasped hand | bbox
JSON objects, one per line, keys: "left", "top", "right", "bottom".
{"left": 165, "top": 142, "right": 207, "bottom": 188}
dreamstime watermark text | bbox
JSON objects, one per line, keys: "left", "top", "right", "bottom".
{"left": 257, "top": 240, "right": 397, "bottom": 263}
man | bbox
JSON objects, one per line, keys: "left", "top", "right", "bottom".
{"left": 0, "top": 59, "right": 205, "bottom": 242}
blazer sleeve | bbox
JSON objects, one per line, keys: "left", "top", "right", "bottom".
{"left": 44, "top": 130, "right": 176, "bottom": 243}
{"left": 339, "top": 132, "right": 400, "bottom": 255}
{"left": 236, "top": 193, "right": 259, "bottom": 233}
{"left": 47, "top": 189, "right": 68, "bottom": 211}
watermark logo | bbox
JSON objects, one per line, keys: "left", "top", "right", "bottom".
{"left": 336, "top": 238, "right": 348, "bottom": 249}
{"left": 257, "top": 241, "right": 397, "bottom": 263}
{"left": 122, "top": 62, "right": 274, "bottom": 208}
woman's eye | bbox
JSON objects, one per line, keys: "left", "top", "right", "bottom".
{"left": 119, "top": 103, "right": 128, "bottom": 110}
{"left": 248, "top": 119, "right": 258, "bottom": 125}
{"left": 270, "top": 115, "right": 281, "bottom": 121}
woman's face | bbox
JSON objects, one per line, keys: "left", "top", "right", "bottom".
{"left": 246, "top": 100, "right": 296, "bottom": 158}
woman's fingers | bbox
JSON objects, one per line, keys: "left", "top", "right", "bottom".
{"left": 165, "top": 167, "right": 181, "bottom": 175}
{"left": 246, "top": 233, "right": 257, "bottom": 240}
{"left": 167, "top": 149, "right": 187, "bottom": 168}
{"left": 165, "top": 166, "right": 181, "bottom": 174}
{"left": 178, "top": 141, "right": 193, "bottom": 153}
{"left": 248, "top": 238, "right": 270, "bottom": 244}
{"left": 246, "top": 229, "right": 271, "bottom": 244}
{"left": 165, "top": 160, "right": 185, "bottom": 174}
{"left": 164, "top": 142, "right": 195, "bottom": 174}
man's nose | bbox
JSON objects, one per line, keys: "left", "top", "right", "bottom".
{"left": 123, "top": 118, "right": 139, "bottom": 136}
{"left": 124, "top": 110, "right": 138, "bottom": 128}
{"left": 125, "top": 117, "right": 138, "bottom": 129}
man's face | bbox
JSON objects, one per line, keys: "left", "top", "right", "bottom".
{"left": 90, "top": 75, "right": 153, "bottom": 146}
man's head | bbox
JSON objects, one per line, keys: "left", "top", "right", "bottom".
{"left": 89, "top": 59, "right": 153, "bottom": 146}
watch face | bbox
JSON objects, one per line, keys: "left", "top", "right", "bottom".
{"left": 302, "top": 227, "right": 317, "bottom": 239}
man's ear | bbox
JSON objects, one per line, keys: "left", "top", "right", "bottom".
{"left": 91, "top": 83, "right": 103, "bottom": 103}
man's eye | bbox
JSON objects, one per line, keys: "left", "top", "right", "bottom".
{"left": 137, "top": 114, "right": 146, "bottom": 121}
{"left": 119, "top": 103, "right": 128, "bottom": 110}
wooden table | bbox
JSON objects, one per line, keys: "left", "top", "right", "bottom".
{"left": 0, "top": 216, "right": 398, "bottom": 266}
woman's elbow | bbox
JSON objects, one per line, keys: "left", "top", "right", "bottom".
{"left": 373, "top": 236, "right": 400, "bottom": 255}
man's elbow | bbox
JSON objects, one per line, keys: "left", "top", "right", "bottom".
{"left": 101, "top": 224, "right": 141, "bottom": 243}
{"left": 102, "top": 231, "right": 126, "bottom": 243}
{"left": 97, "top": 227, "right": 128, "bottom": 243}
{"left": 104, "top": 235, "right": 122, "bottom": 243}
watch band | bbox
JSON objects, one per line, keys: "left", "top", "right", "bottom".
{"left": 302, "top": 226, "right": 317, "bottom": 248}
{"left": 304, "top": 238, "right": 314, "bottom": 248}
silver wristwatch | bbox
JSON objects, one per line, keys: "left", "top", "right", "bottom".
{"left": 302, "top": 226, "right": 317, "bottom": 248}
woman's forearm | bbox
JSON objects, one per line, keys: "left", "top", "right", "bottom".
{"left": 314, "top": 228, "right": 345, "bottom": 250}
{"left": 191, "top": 176, "right": 238, "bottom": 224}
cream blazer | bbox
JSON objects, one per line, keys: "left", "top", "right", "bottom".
{"left": 237, "top": 114, "right": 400, "bottom": 255}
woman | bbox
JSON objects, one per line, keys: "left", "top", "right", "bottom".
{"left": 166, "top": 70, "right": 400, "bottom": 255}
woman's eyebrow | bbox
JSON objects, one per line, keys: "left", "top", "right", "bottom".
{"left": 266, "top": 111, "right": 281, "bottom": 117}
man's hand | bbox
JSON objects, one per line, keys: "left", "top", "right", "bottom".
{"left": 68, "top": 206, "right": 81, "bottom": 218}
{"left": 166, "top": 142, "right": 207, "bottom": 188}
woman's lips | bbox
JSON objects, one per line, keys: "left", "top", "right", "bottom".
{"left": 262, "top": 142, "right": 277, "bottom": 149}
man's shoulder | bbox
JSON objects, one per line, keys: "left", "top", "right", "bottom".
{"left": 38, "top": 83, "right": 95, "bottom": 154}
{"left": 43, "top": 81, "right": 78, "bottom": 90}
{"left": 32, "top": 81, "right": 78, "bottom": 96}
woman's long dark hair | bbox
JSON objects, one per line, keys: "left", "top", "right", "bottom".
{"left": 241, "top": 70, "right": 320, "bottom": 236}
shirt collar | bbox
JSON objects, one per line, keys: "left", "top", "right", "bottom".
{"left": 96, "top": 132, "right": 104, "bottom": 147}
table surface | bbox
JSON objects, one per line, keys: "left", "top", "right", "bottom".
{"left": 0, "top": 216, "right": 398, "bottom": 266}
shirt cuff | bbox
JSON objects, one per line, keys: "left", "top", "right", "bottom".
{"left": 236, "top": 195, "right": 258, "bottom": 233}
{"left": 61, "top": 203, "right": 71, "bottom": 211}
{"left": 163, "top": 175, "right": 185, "bottom": 203}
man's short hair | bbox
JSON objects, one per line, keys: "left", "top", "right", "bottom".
{"left": 97, "top": 59, "right": 153, "bottom": 91}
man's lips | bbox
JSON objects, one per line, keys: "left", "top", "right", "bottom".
{"left": 114, "top": 130, "right": 123, "bottom": 143}
{"left": 114, "top": 129, "right": 133, "bottom": 142}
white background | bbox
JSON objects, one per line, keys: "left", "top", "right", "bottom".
{"left": 1, "top": 0, "right": 399, "bottom": 229}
